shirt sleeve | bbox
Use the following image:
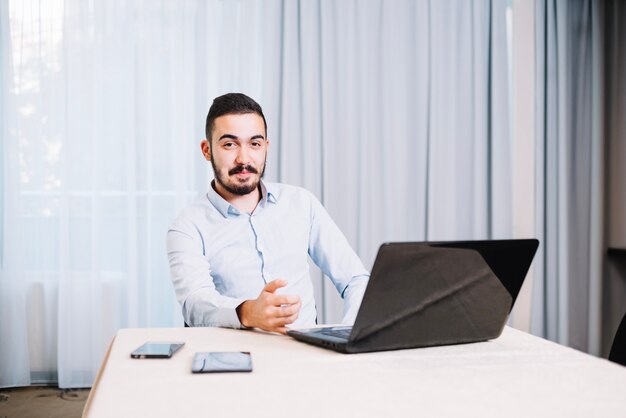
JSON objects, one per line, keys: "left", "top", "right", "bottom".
{"left": 306, "top": 193, "right": 370, "bottom": 325}
{"left": 166, "top": 218, "right": 245, "bottom": 328}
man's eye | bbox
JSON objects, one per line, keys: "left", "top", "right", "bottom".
{"left": 223, "top": 142, "right": 236, "bottom": 148}
{"left": 251, "top": 142, "right": 262, "bottom": 147}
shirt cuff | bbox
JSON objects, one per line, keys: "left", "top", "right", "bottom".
{"left": 185, "top": 295, "right": 246, "bottom": 329}
{"left": 216, "top": 297, "right": 247, "bottom": 329}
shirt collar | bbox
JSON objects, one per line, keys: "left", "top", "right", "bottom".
{"left": 262, "top": 182, "right": 278, "bottom": 205}
{"left": 206, "top": 180, "right": 277, "bottom": 218}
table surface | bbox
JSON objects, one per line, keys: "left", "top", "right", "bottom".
{"left": 83, "top": 326, "right": 626, "bottom": 418}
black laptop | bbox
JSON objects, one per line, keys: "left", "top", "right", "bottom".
{"left": 286, "top": 239, "right": 539, "bottom": 353}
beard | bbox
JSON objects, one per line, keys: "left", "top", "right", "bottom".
{"left": 211, "top": 158, "right": 266, "bottom": 196}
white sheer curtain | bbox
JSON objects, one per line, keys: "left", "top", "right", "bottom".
{"left": 1, "top": 0, "right": 512, "bottom": 388}
{"left": 1, "top": 0, "right": 211, "bottom": 388}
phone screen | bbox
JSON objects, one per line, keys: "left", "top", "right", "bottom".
{"left": 130, "top": 342, "right": 185, "bottom": 359}
{"left": 191, "top": 352, "right": 252, "bottom": 373}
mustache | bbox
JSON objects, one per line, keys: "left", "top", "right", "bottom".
{"left": 229, "top": 164, "right": 259, "bottom": 175}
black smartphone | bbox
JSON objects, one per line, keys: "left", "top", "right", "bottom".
{"left": 191, "top": 352, "right": 253, "bottom": 373}
{"left": 130, "top": 342, "right": 185, "bottom": 359}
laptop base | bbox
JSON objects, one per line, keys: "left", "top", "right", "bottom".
{"left": 287, "top": 327, "right": 351, "bottom": 353}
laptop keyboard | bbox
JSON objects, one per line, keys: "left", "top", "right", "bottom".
{"left": 318, "top": 326, "right": 352, "bottom": 339}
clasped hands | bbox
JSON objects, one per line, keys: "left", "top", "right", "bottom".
{"left": 236, "top": 279, "right": 301, "bottom": 334}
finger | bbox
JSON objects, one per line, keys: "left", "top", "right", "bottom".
{"left": 281, "top": 311, "right": 300, "bottom": 327}
{"left": 275, "top": 326, "right": 289, "bottom": 335}
{"left": 271, "top": 303, "right": 300, "bottom": 318}
{"left": 269, "top": 294, "right": 300, "bottom": 306}
{"left": 263, "top": 279, "right": 288, "bottom": 294}
{"left": 271, "top": 309, "right": 299, "bottom": 327}
{"left": 264, "top": 304, "right": 294, "bottom": 318}
{"left": 281, "top": 299, "right": 301, "bottom": 317}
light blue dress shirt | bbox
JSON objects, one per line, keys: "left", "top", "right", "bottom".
{"left": 166, "top": 181, "right": 369, "bottom": 328}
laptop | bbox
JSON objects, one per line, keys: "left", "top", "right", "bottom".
{"left": 286, "top": 239, "right": 539, "bottom": 353}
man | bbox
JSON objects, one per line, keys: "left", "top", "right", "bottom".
{"left": 167, "top": 93, "right": 369, "bottom": 334}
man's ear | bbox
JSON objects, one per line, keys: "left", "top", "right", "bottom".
{"left": 200, "top": 139, "right": 211, "bottom": 161}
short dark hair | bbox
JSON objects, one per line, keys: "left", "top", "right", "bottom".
{"left": 205, "top": 93, "right": 267, "bottom": 140}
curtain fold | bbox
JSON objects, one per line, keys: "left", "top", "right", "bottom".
{"left": 533, "top": 0, "right": 594, "bottom": 351}
{"left": 1, "top": 0, "right": 512, "bottom": 388}
{"left": 602, "top": 0, "right": 626, "bottom": 357}
{"left": 532, "top": 0, "right": 626, "bottom": 356}
{"left": 1, "top": 0, "right": 33, "bottom": 388}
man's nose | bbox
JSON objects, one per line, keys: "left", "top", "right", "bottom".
{"left": 235, "top": 146, "right": 250, "bottom": 165}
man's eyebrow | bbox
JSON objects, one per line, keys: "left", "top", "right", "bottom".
{"left": 218, "top": 134, "right": 265, "bottom": 141}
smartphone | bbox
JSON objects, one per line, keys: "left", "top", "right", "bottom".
{"left": 130, "top": 342, "right": 185, "bottom": 359}
{"left": 191, "top": 352, "right": 253, "bottom": 373}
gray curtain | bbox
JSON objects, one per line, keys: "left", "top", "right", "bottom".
{"left": 266, "top": 0, "right": 512, "bottom": 321}
{"left": 602, "top": 0, "right": 626, "bottom": 357}
{"left": 533, "top": 0, "right": 626, "bottom": 356}
{"left": 0, "top": 0, "right": 5, "bottom": 269}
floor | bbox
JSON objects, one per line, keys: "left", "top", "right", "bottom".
{"left": 0, "top": 386, "right": 89, "bottom": 418}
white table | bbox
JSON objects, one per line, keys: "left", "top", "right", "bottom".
{"left": 83, "top": 326, "right": 626, "bottom": 418}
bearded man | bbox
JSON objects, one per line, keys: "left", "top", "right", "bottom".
{"left": 167, "top": 93, "right": 369, "bottom": 333}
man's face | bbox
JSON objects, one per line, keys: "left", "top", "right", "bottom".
{"left": 202, "top": 113, "right": 269, "bottom": 196}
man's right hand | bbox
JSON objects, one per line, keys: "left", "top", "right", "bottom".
{"left": 236, "top": 279, "right": 301, "bottom": 334}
